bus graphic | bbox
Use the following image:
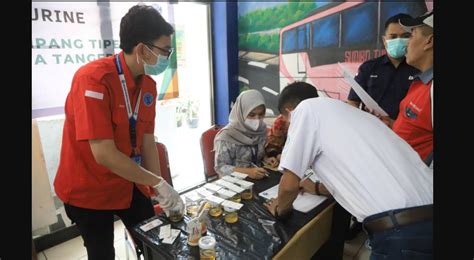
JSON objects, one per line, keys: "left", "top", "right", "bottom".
{"left": 279, "top": 0, "right": 433, "bottom": 101}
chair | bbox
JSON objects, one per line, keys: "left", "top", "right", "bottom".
{"left": 124, "top": 142, "right": 173, "bottom": 260}
{"left": 200, "top": 125, "right": 223, "bottom": 182}
{"left": 273, "top": 202, "right": 336, "bottom": 260}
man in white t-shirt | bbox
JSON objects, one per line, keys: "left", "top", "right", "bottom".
{"left": 264, "top": 82, "right": 433, "bottom": 260}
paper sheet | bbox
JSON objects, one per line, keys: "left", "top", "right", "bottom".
{"left": 338, "top": 62, "right": 388, "bottom": 117}
{"left": 139, "top": 219, "right": 163, "bottom": 232}
{"left": 259, "top": 184, "right": 327, "bottom": 213}
{"left": 222, "top": 175, "right": 241, "bottom": 183}
{"left": 231, "top": 172, "right": 248, "bottom": 179}
{"left": 221, "top": 200, "right": 244, "bottom": 210}
{"left": 159, "top": 224, "right": 171, "bottom": 239}
{"left": 203, "top": 183, "right": 223, "bottom": 192}
{"left": 162, "top": 229, "right": 181, "bottom": 244}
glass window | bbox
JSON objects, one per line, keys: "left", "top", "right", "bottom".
{"left": 282, "top": 29, "right": 297, "bottom": 53}
{"left": 341, "top": 3, "right": 377, "bottom": 47}
{"left": 296, "top": 25, "right": 307, "bottom": 50}
{"left": 159, "top": 2, "right": 212, "bottom": 192}
{"left": 312, "top": 14, "right": 339, "bottom": 48}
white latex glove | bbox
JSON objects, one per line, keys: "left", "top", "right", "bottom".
{"left": 164, "top": 196, "right": 185, "bottom": 218}
{"left": 152, "top": 177, "right": 183, "bottom": 213}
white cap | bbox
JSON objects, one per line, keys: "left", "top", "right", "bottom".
{"left": 199, "top": 236, "right": 216, "bottom": 250}
{"left": 224, "top": 206, "right": 237, "bottom": 212}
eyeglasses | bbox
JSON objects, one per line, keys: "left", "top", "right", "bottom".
{"left": 146, "top": 43, "right": 174, "bottom": 59}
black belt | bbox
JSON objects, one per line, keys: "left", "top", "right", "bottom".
{"left": 364, "top": 205, "right": 432, "bottom": 235}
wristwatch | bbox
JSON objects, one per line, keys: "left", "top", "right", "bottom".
{"left": 315, "top": 181, "right": 322, "bottom": 196}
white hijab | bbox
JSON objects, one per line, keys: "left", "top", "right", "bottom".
{"left": 214, "top": 90, "right": 267, "bottom": 146}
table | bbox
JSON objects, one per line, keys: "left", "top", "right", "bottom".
{"left": 132, "top": 170, "right": 335, "bottom": 259}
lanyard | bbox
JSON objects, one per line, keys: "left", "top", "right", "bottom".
{"left": 114, "top": 54, "right": 142, "bottom": 156}
{"left": 251, "top": 145, "right": 258, "bottom": 165}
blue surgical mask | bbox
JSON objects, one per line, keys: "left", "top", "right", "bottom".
{"left": 143, "top": 46, "right": 170, "bottom": 75}
{"left": 385, "top": 38, "right": 409, "bottom": 59}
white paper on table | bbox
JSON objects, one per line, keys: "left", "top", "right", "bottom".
{"left": 258, "top": 184, "right": 327, "bottom": 213}
{"left": 205, "top": 194, "right": 225, "bottom": 205}
{"left": 231, "top": 172, "right": 248, "bottom": 179}
{"left": 158, "top": 224, "right": 171, "bottom": 239}
{"left": 195, "top": 187, "right": 214, "bottom": 198}
{"left": 338, "top": 62, "right": 388, "bottom": 117}
{"left": 203, "top": 183, "right": 223, "bottom": 192}
{"left": 184, "top": 191, "right": 202, "bottom": 202}
{"left": 222, "top": 175, "right": 241, "bottom": 183}
{"left": 236, "top": 179, "right": 254, "bottom": 189}
{"left": 221, "top": 200, "right": 243, "bottom": 210}
{"left": 215, "top": 180, "right": 245, "bottom": 193}
{"left": 162, "top": 229, "right": 181, "bottom": 244}
{"left": 139, "top": 219, "right": 163, "bottom": 232}
{"left": 217, "top": 189, "right": 236, "bottom": 199}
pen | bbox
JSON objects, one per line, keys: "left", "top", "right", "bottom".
{"left": 251, "top": 162, "right": 269, "bottom": 177}
{"left": 299, "top": 170, "right": 314, "bottom": 184}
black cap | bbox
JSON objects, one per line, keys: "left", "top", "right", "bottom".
{"left": 399, "top": 10, "right": 433, "bottom": 31}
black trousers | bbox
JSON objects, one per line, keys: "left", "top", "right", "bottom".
{"left": 312, "top": 202, "right": 352, "bottom": 260}
{"left": 64, "top": 185, "right": 155, "bottom": 260}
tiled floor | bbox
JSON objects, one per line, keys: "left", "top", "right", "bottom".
{"left": 37, "top": 219, "right": 370, "bottom": 260}
{"left": 37, "top": 220, "right": 131, "bottom": 260}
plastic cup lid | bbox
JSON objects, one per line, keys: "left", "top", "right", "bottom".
{"left": 240, "top": 182, "right": 253, "bottom": 189}
{"left": 199, "top": 235, "right": 216, "bottom": 249}
{"left": 224, "top": 206, "right": 237, "bottom": 212}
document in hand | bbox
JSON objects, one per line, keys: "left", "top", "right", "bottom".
{"left": 259, "top": 184, "right": 327, "bottom": 213}
{"left": 338, "top": 62, "right": 388, "bottom": 117}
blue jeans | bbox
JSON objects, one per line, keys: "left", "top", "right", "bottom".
{"left": 363, "top": 205, "right": 433, "bottom": 260}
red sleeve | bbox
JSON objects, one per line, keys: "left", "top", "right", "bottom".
{"left": 72, "top": 75, "right": 114, "bottom": 141}
{"left": 144, "top": 101, "right": 156, "bottom": 134}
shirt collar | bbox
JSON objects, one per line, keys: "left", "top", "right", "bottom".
{"left": 381, "top": 55, "right": 391, "bottom": 65}
{"left": 119, "top": 51, "right": 137, "bottom": 90}
{"left": 415, "top": 66, "right": 433, "bottom": 84}
{"left": 382, "top": 55, "right": 409, "bottom": 67}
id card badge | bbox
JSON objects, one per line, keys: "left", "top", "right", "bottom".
{"left": 132, "top": 154, "right": 142, "bottom": 165}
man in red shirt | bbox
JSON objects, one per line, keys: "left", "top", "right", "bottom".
{"left": 380, "top": 11, "right": 433, "bottom": 166}
{"left": 54, "top": 5, "right": 183, "bottom": 260}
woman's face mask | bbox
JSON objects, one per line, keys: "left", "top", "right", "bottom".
{"left": 385, "top": 38, "right": 409, "bottom": 59}
{"left": 141, "top": 45, "right": 170, "bottom": 76}
{"left": 245, "top": 118, "right": 264, "bottom": 131}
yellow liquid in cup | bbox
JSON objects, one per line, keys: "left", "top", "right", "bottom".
{"left": 199, "top": 249, "right": 216, "bottom": 260}
{"left": 241, "top": 189, "right": 253, "bottom": 200}
{"left": 168, "top": 211, "right": 184, "bottom": 222}
{"left": 224, "top": 212, "right": 239, "bottom": 224}
{"left": 230, "top": 193, "right": 241, "bottom": 203}
{"left": 187, "top": 235, "right": 200, "bottom": 246}
{"left": 208, "top": 206, "right": 222, "bottom": 217}
{"left": 187, "top": 205, "right": 200, "bottom": 217}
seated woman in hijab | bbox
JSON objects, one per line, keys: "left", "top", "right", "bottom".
{"left": 214, "top": 90, "right": 278, "bottom": 180}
